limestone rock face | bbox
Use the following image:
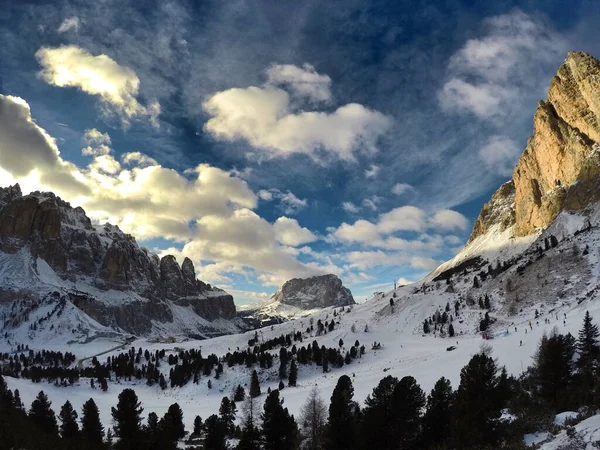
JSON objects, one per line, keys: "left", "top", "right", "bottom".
{"left": 0, "top": 185, "right": 236, "bottom": 336}
{"left": 470, "top": 52, "right": 600, "bottom": 240}
{"left": 271, "top": 274, "right": 355, "bottom": 309}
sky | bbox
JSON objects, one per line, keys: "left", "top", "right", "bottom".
{"left": 1, "top": 0, "right": 600, "bottom": 305}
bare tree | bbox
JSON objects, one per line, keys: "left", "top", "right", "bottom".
{"left": 299, "top": 387, "right": 327, "bottom": 450}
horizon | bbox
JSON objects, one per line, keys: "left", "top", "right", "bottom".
{"left": 2, "top": 1, "right": 600, "bottom": 305}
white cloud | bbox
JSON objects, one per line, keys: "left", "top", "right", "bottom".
{"left": 36, "top": 45, "right": 160, "bottom": 127}
{"left": 365, "top": 164, "right": 380, "bottom": 178}
{"left": 0, "top": 96, "right": 339, "bottom": 289}
{"left": 257, "top": 188, "right": 307, "bottom": 215}
{"left": 430, "top": 209, "right": 470, "bottom": 231}
{"left": 438, "top": 10, "right": 566, "bottom": 120}
{"left": 273, "top": 217, "right": 318, "bottom": 246}
{"left": 478, "top": 135, "right": 520, "bottom": 176}
{"left": 58, "top": 17, "right": 80, "bottom": 33}
{"left": 342, "top": 201, "right": 360, "bottom": 213}
{"left": 82, "top": 128, "right": 112, "bottom": 156}
{"left": 331, "top": 205, "right": 469, "bottom": 250}
{"left": 266, "top": 63, "right": 331, "bottom": 103}
{"left": 203, "top": 65, "right": 391, "bottom": 161}
{"left": 0, "top": 95, "right": 88, "bottom": 196}
{"left": 344, "top": 250, "right": 438, "bottom": 271}
{"left": 391, "top": 183, "right": 413, "bottom": 195}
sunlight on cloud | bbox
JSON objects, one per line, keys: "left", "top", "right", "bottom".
{"left": 266, "top": 63, "right": 331, "bottom": 103}
{"left": 36, "top": 45, "right": 160, "bottom": 127}
{"left": 203, "top": 64, "right": 391, "bottom": 161}
{"left": 57, "top": 17, "right": 80, "bottom": 33}
{"left": 438, "top": 10, "right": 566, "bottom": 120}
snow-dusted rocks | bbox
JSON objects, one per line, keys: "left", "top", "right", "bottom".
{"left": 0, "top": 185, "right": 236, "bottom": 340}
{"left": 271, "top": 274, "right": 355, "bottom": 309}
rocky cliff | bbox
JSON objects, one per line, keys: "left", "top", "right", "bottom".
{"left": 0, "top": 186, "right": 236, "bottom": 339}
{"left": 470, "top": 52, "right": 600, "bottom": 241}
{"left": 271, "top": 274, "right": 355, "bottom": 309}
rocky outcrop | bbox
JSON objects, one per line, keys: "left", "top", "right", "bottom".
{"left": 468, "top": 181, "right": 516, "bottom": 243}
{"left": 0, "top": 185, "right": 236, "bottom": 336}
{"left": 470, "top": 52, "right": 600, "bottom": 240}
{"left": 271, "top": 274, "right": 355, "bottom": 309}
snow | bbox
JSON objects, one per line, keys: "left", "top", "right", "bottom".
{"left": 524, "top": 431, "right": 551, "bottom": 447}
{"left": 6, "top": 200, "right": 600, "bottom": 443}
{"left": 555, "top": 411, "right": 578, "bottom": 426}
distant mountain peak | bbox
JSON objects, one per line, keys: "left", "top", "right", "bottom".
{"left": 271, "top": 274, "right": 355, "bottom": 309}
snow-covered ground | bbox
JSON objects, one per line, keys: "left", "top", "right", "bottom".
{"left": 5, "top": 208, "right": 600, "bottom": 444}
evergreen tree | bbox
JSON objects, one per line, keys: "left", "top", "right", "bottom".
{"left": 193, "top": 415, "right": 203, "bottom": 437}
{"left": 81, "top": 398, "right": 104, "bottom": 446}
{"left": 279, "top": 347, "right": 288, "bottom": 380}
{"left": 219, "top": 397, "right": 237, "bottom": 434}
{"left": 289, "top": 360, "right": 298, "bottom": 387}
{"left": 162, "top": 402, "right": 185, "bottom": 445}
{"left": 534, "top": 331, "right": 575, "bottom": 409}
{"left": 59, "top": 400, "right": 79, "bottom": 440}
{"left": 423, "top": 320, "right": 430, "bottom": 334}
{"left": 422, "top": 377, "right": 453, "bottom": 448}
{"left": 453, "top": 353, "right": 504, "bottom": 448}
{"left": 360, "top": 375, "right": 399, "bottom": 449}
{"left": 326, "top": 375, "right": 358, "bottom": 450}
{"left": 111, "top": 388, "right": 144, "bottom": 450}
{"left": 262, "top": 389, "right": 300, "bottom": 450}
{"left": 299, "top": 387, "right": 327, "bottom": 450}
{"left": 145, "top": 412, "right": 164, "bottom": 450}
{"left": 29, "top": 391, "right": 58, "bottom": 437}
{"left": 389, "top": 376, "right": 425, "bottom": 449}
{"left": 234, "top": 384, "right": 246, "bottom": 402}
{"left": 577, "top": 312, "right": 599, "bottom": 404}
{"left": 577, "top": 311, "right": 600, "bottom": 368}
{"left": 250, "top": 370, "right": 261, "bottom": 398}
{"left": 484, "top": 294, "right": 491, "bottom": 310}
{"left": 449, "top": 323, "right": 455, "bottom": 337}
{"left": 204, "top": 414, "right": 228, "bottom": 450}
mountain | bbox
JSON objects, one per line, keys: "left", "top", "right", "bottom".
{"left": 238, "top": 274, "right": 355, "bottom": 326}
{"left": 470, "top": 51, "right": 600, "bottom": 242}
{"left": 0, "top": 185, "right": 239, "bottom": 343}
{"left": 272, "top": 274, "right": 355, "bottom": 309}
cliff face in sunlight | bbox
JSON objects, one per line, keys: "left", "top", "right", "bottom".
{"left": 470, "top": 52, "right": 600, "bottom": 241}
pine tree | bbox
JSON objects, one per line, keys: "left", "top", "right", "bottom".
{"left": 360, "top": 375, "right": 399, "bottom": 449}
{"left": 81, "top": 398, "right": 104, "bottom": 446}
{"left": 484, "top": 294, "right": 491, "bottom": 309}
{"left": 422, "top": 377, "right": 453, "bottom": 448}
{"left": 279, "top": 347, "right": 288, "bottom": 379}
{"left": 204, "top": 415, "right": 228, "bottom": 450}
{"left": 326, "top": 375, "right": 358, "bottom": 450}
{"left": 262, "top": 389, "right": 300, "bottom": 450}
{"left": 219, "top": 397, "right": 236, "bottom": 434}
{"left": 534, "top": 331, "right": 575, "bottom": 409}
{"left": 453, "top": 353, "right": 504, "bottom": 448}
{"left": 234, "top": 384, "right": 246, "bottom": 402}
{"left": 389, "top": 376, "right": 425, "bottom": 448}
{"left": 577, "top": 311, "right": 600, "bottom": 368}
{"left": 59, "top": 400, "right": 79, "bottom": 440}
{"left": 423, "top": 320, "right": 430, "bottom": 334}
{"left": 193, "top": 415, "right": 203, "bottom": 436}
{"left": 449, "top": 323, "right": 455, "bottom": 337}
{"left": 111, "top": 388, "right": 144, "bottom": 450}
{"left": 146, "top": 412, "right": 164, "bottom": 450}
{"left": 289, "top": 360, "right": 298, "bottom": 387}
{"left": 162, "top": 402, "right": 185, "bottom": 444}
{"left": 250, "top": 370, "right": 261, "bottom": 398}
{"left": 29, "top": 391, "right": 58, "bottom": 436}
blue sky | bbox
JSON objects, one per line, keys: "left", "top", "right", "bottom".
{"left": 1, "top": 0, "right": 600, "bottom": 304}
